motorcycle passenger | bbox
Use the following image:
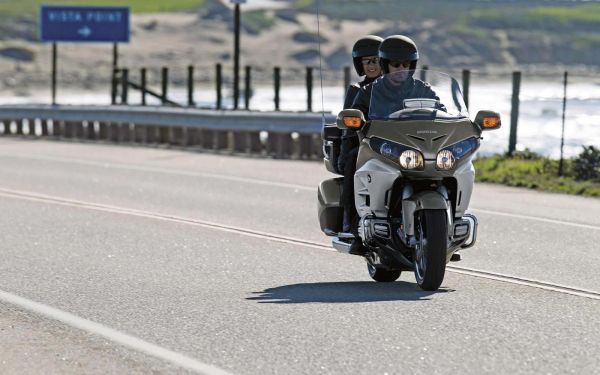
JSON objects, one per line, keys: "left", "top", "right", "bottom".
{"left": 352, "top": 34, "right": 441, "bottom": 119}
{"left": 339, "top": 35, "right": 383, "bottom": 236}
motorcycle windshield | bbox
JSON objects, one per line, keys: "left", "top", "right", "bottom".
{"left": 368, "top": 70, "right": 468, "bottom": 121}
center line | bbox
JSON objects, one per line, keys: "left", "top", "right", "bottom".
{"left": 1, "top": 187, "right": 599, "bottom": 300}
{"left": 0, "top": 151, "right": 597, "bottom": 229}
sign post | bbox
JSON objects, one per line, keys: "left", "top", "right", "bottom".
{"left": 39, "top": 5, "right": 130, "bottom": 105}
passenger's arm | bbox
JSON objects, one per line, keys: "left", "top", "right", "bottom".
{"left": 343, "top": 84, "right": 360, "bottom": 110}
{"left": 351, "top": 85, "right": 371, "bottom": 120}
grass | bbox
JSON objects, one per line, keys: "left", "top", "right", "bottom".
{"left": 0, "top": 0, "right": 206, "bottom": 17}
{"left": 474, "top": 153, "right": 600, "bottom": 198}
{"left": 291, "top": 1, "right": 600, "bottom": 31}
{"left": 242, "top": 10, "right": 275, "bottom": 35}
{"left": 468, "top": 3, "right": 600, "bottom": 30}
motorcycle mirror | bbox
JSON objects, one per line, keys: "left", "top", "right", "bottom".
{"left": 336, "top": 109, "right": 366, "bottom": 130}
{"left": 474, "top": 110, "right": 501, "bottom": 131}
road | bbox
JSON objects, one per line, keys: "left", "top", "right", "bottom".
{"left": 0, "top": 137, "right": 598, "bottom": 375}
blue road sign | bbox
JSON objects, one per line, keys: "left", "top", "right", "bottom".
{"left": 40, "top": 5, "right": 129, "bottom": 43}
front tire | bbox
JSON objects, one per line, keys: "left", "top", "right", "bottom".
{"left": 367, "top": 263, "right": 401, "bottom": 282}
{"left": 414, "top": 210, "right": 448, "bottom": 291}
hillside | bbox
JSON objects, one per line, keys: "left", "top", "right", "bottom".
{"left": 0, "top": 0, "right": 599, "bottom": 94}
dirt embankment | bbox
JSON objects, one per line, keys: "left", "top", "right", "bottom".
{"left": 0, "top": 3, "right": 598, "bottom": 98}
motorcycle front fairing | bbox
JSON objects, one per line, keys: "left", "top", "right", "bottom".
{"left": 355, "top": 70, "right": 481, "bottom": 251}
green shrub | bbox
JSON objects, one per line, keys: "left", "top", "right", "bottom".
{"left": 242, "top": 11, "right": 275, "bottom": 35}
{"left": 474, "top": 153, "right": 600, "bottom": 197}
{"left": 573, "top": 145, "right": 600, "bottom": 181}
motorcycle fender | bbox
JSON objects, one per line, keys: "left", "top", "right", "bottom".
{"left": 402, "top": 191, "right": 449, "bottom": 236}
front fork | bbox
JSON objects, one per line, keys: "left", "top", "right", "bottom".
{"left": 399, "top": 184, "right": 450, "bottom": 237}
{"left": 396, "top": 183, "right": 476, "bottom": 250}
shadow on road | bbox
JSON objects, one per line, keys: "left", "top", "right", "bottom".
{"left": 247, "top": 281, "right": 454, "bottom": 304}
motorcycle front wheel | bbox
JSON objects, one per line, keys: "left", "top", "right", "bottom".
{"left": 414, "top": 209, "right": 448, "bottom": 291}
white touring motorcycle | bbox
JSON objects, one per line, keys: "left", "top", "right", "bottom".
{"left": 318, "top": 70, "right": 501, "bottom": 291}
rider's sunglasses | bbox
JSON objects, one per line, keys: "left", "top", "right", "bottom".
{"left": 361, "top": 57, "right": 379, "bottom": 65}
{"left": 389, "top": 60, "right": 411, "bottom": 68}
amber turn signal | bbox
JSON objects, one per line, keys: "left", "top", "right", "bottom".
{"left": 482, "top": 116, "right": 500, "bottom": 128}
{"left": 343, "top": 116, "right": 363, "bottom": 129}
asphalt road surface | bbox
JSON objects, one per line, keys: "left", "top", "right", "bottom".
{"left": 0, "top": 137, "right": 598, "bottom": 375}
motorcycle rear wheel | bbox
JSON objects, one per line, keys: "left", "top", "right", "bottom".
{"left": 414, "top": 209, "right": 447, "bottom": 291}
{"left": 367, "top": 263, "right": 401, "bottom": 282}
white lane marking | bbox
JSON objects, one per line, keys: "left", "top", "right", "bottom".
{"left": 0, "top": 152, "right": 315, "bottom": 192}
{"left": 447, "top": 266, "right": 600, "bottom": 300}
{"left": 0, "top": 290, "right": 234, "bottom": 375}
{"left": 1, "top": 187, "right": 599, "bottom": 300}
{"left": 469, "top": 207, "right": 600, "bottom": 231}
{"left": 0, "top": 188, "right": 330, "bottom": 251}
{"left": 1, "top": 151, "right": 599, "bottom": 230}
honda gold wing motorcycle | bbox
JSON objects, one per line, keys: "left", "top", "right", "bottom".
{"left": 318, "top": 70, "right": 501, "bottom": 291}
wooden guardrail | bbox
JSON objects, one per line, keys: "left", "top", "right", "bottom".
{"left": 0, "top": 105, "right": 334, "bottom": 160}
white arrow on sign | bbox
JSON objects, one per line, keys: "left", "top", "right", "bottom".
{"left": 77, "top": 26, "right": 92, "bottom": 38}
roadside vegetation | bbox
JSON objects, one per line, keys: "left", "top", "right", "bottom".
{"left": 0, "top": 0, "right": 206, "bottom": 17}
{"left": 292, "top": 0, "right": 600, "bottom": 67}
{"left": 474, "top": 146, "right": 600, "bottom": 197}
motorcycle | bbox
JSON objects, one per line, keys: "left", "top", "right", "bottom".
{"left": 318, "top": 70, "right": 501, "bottom": 291}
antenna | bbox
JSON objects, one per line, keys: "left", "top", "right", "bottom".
{"left": 315, "top": 0, "right": 326, "bottom": 127}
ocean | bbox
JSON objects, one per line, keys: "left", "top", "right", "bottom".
{"left": 2, "top": 80, "right": 598, "bottom": 158}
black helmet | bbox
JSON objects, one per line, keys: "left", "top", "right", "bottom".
{"left": 378, "top": 35, "right": 419, "bottom": 74}
{"left": 352, "top": 35, "right": 383, "bottom": 76}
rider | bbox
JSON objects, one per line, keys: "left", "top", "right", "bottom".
{"left": 352, "top": 34, "right": 440, "bottom": 119}
{"left": 339, "top": 35, "right": 383, "bottom": 236}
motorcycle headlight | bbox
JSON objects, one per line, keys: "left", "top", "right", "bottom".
{"left": 399, "top": 150, "right": 424, "bottom": 170}
{"left": 436, "top": 137, "right": 479, "bottom": 170}
{"left": 436, "top": 150, "right": 455, "bottom": 170}
{"left": 370, "top": 137, "right": 411, "bottom": 160}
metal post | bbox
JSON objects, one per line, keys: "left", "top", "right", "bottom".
{"left": 508, "top": 71, "right": 521, "bottom": 155}
{"left": 161, "top": 67, "right": 168, "bottom": 105}
{"left": 111, "top": 68, "right": 119, "bottom": 105}
{"left": 120, "top": 68, "right": 128, "bottom": 105}
{"left": 141, "top": 68, "right": 147, "bottom": 106}
{"left": 216, "top": 63, "right": 222, "bottom": 110}
{"left": 233, "top": 3, "right": 241, "bottom": 110}
{"left": 343, "top": 66, "right": 350, "bottom": 94}
{"left": 187, "top": 65, "right": 195, "bottom": 107}
{"left": 245, "top": 65, "right": 251, "bottom": 110}
{"left": 274, "top": 67, "right": 281, "bottom": 111}
{"left": 558, "top": 71, "right": 568, "bottom": 177}
{"left": 306, "top": 67, "right": 313, "bottom": 112}
{"left": 51, "top": 43, "right": 57, "bottom": 105}
{"left": 420, "top": 65, "right": 428, "bottom": 81}
{"left": 110, "top": 43, "right": 118, "bottom": 104}
{"left": 462, "top": 69, "right": 470, "bottom": 109}
{"left": 112, "top": 43, "right": 118, "bottom": 69}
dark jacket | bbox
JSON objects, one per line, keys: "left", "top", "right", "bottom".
{"left": 338, "top": 76, "right": 377, "bottom": 173}
{"left": 351, "top": 76, "right": 440, "bottom": 120}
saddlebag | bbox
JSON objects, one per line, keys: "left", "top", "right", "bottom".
{"left": 317, "top": 177, "right": 344, "bottom": 235}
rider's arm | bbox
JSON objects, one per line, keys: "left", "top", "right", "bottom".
{"left": 418, "top": 81, "right": 447, "bottom": 112}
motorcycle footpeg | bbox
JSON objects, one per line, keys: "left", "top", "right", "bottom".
{"left": 450, "top": 252, "right": 462, "bottom": 262}
{"left": 337, "top": 232, "right": 356, "bottom": 240}
{"left": 332, "top": 236, "right": 365, "bottom": 256}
